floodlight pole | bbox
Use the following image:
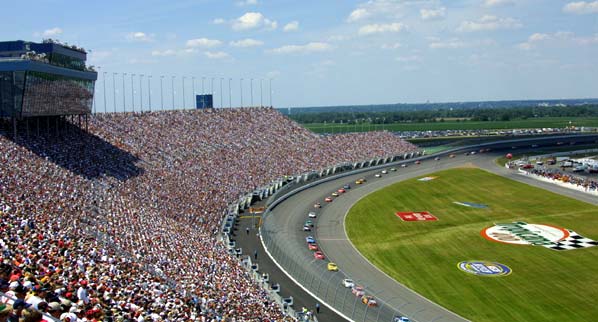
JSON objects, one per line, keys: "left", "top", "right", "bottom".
{"left": 260, "top": 79, "right": 263, "bottom": 108}
{"left": 240, "top": 78, "right": 243, "bottom": 108}
{"left": 139, "top": 74, "right": 144, "bottom": 112}
{"left": 228, "top": 78, "right": 232, "bottom": 108}
{"left": 192, "top": 76, "right": 196, "bottom": 108}
{"left": 220, "top": 78, "right": 223, "bottom": 108}
{"left": 102, "top": 72, "right": 107, "bottom": 113}
{"left": 148, "top": 75, "right": 152, "bottom": 112}
{"left": 182, "top": 76, "right": 186, "bottom": 109}
{"left": 131, "top": 74, "right": 135, "bottom": 113}
{"left": 160, "top": 76, "right": 164, "bottom": 111}
{"left": 171, "top": 76, "right": 175, "bottom": 109}
{"left": 122, "top": 73, "right": 127, "bottom": 112}
{"left": 112, "top": 73, "right": 117, "bottom": 113}
{"left": 269, "top": 78, "right": 273, "bottom": 107}
{"left": 250, "top": 78, "right": 254, "bottom": 107}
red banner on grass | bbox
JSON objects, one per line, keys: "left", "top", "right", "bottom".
{"left": 396, "top": 211, "right": 438, "bottom": 221}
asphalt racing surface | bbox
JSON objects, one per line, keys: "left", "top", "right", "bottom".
{"left": 263, "top": 148, "right": 598, "bottom": 322}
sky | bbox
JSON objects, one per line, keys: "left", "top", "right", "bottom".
{"left": 3, "top": 0, "right": 598, "bottom": 109}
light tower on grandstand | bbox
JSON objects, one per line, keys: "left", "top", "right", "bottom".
{"left": 122, "top": 73, "right": 127, "bottom": 112}
{"left": 228, "top": 78, "right": 232, "bottom": 108}
{"left": 269, "top": 78, "right": 272, "bottom": 107}
{"left": 240, "top": 78, "right": 243, "bottom": 108}
{"left": 260, "top": 79, "right": 263, "bottom": 107}
{"left": 182, "top": 76, "right": 186, "bottom": 109}
{"left": 160, "top": 75, "right": 164, "bottom": 110}
{"left": 192, "top": 77, "right": 196, "bottom": 104}
{"left": 131, "top": 73, "right": 135, "bottom": 113}
{"left": 112, "top": 73, "right": 117, "bottom": 113}
{"left": 220, "top": 78, "right": 223, "bottom": 108}
{"left": 147, "top": 75, "right": 152, "bottom": 112}
{"left": 103, "top": 71, "right": 107, "bottom": 113}
{"left": 139, "top": 74, "right": 144, "bottom": 112}
{"left": 171, "top": 76, "right": 175, "bottom": 109}
{"left": 250, "top": 78, "right": 254, "bottom": 107}
{"left": 210, "top": 77, "right": 214, "bottom": 98}
{"left": 201, "top": 77, "right": 205, "bottom": 95}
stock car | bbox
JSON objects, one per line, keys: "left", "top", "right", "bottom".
{"left": 401, "top": 164, "right": 407, "bottom": 168}
{"left": 434, "top": 156, "right": 440, "bottom": 161}
{"left": 381, "top": 169, "right": 388, "bottom": 174}
{"left": 343, "top": 184, "right": 351, "bottom": 189}
{"left": 361, "top": 295, "right": 377, "bottom": 307}
{"left": 389, "top": 168, "right": 397, "bottom": 172}
{"left": 305, "top": 220, "right": 314, "bottom": 227}
{"left": 308, "top": 211, "right": 317, "bottom": 218}
{"left": 314, "top": 251, "right": 325, "bottom": 260}
{"left": 415, "top": 160, "right": 421, "bottom": 165}
{"left": 327, "top": 263, "right": 339, "bottom": 271}
{"left": 303, "top": 225, "right": 311, "bottom": 231}
{"left": 393, "top": 316, "right": 410, "bottom": 322}
{"left": 331, "top": 192, "right": 339, "bottom": 197}
{"left": 306, "top": 236, "right": 316, "bottom": 243}
{"left": 324, "top": 197, "right": 333, "bottom": 202}
{"left": 342, "top": 279, "right": 354, "bottom": 288}
{"left": 374, "top": 173, "right": 382, "bottom": 178}
{"left": 355, "top": 178, "right": 366, "bottom": 184}
{"left": 314, "top": 202, "right": 321, "bottom": 208}
{"left": 351, "top": 285, "right": 365, "bottom": 297}
{"left": 449, "top": 154, "right": 456, "bottom": 158}
{"left": 337, "top": 188, "right": 345, "bottom": 194}
{"left": 308, "top": 243, "right": 318, "bottom": 251}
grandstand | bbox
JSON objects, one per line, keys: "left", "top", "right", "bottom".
{"left": 0, "top": 107, "right": 417, "bottom": 320}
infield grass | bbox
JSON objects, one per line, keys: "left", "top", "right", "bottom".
{"left": 346, "top": 168, "right": 598, "bottom": 322}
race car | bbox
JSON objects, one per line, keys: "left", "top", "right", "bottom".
{"left": 351, "top": 285, "right": 365, "bottom": 297}
{"left": 434, "top": 156, "right": 440, "bottom": 161}
{"left": 389, "top": 168, "right": 397, "bottom": 172}
{"left": 303, "top": 225, "right": 311, "bottom": 231}
{"left": 342, "top": 279, "right": 354, "bottom": 288}
{"left": 374, "top": 173, "right": 381, "bottom": 178}
{"left": 361, "top": 295, "right": 377, "bottom": 307}
{"left": 327, "top": 263, "right": 338, "bottom": 271}
{"left": 343, "top": 184, "right": 351, "bottom": 189}
{"left": 314, "top": 202, "right": 321, "bottom": 208}
{"left": 393, "top": 316, "right": 410, "bottom": 322}
{"left": 306, "top": 236, "right": 316, "bottom": 243}
{"left": 337, "top": 188, "right": 346, "bottom": 194}
{"left": 324, "top": 197, "right": 333, "bottom": 202}
{"left": 308, "top": 211, "right": 317, "bottom": 218}
{"left": 415, "top": 160, "right": 421, "bottom": 165}
{"left": 305, "top": 220, "right": 314, "bottom": 227}
{"left": 314, "top": 251, "right": 325, "bottom": 260}
{"left": 381, "top": 170, "right": 388, "bottom": 174}
{"left": 401, "top": 164, "right": 407, "bottom": 168}
{"left": 331, "top": 192, "right": 339, "bottom": 197}
{"left": 449, "top": 154, "right": 456, "bottom": 158}
{"left": 308, "top": 243, "right": 318, "bottom": 251}
{"left": 355, "top": 179, "right": 365, "bottom": 184}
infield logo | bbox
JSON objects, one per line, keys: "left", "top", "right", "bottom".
{"left": 482, "top": 222, "right": 598, "bottom": 251}
{"left": 458, "top": 261, "right": 512, "bottom": 277}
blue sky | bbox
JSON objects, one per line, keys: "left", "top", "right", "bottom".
{"left": 3, "top": 0, "right": 598, "bottom": 109}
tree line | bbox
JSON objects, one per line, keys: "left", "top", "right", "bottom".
{"left": 287, "top": 105, "right": 598, "bottom": 124}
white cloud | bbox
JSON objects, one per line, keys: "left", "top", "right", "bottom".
{"left": 230, "top": 38, "right": 264, "bottom": 47}
{"left": 151, "top": 49, "right": 177, "bottom": 57}
{"left": 347, "top": 8, "right": 370, "bottom": 22}
{"left": 517, "top": 42, "right": 533, "bottom": 50}
{"left": 358, "top": 22, "right": 407, "bottom": 35}
{"left": 457, "top": 15, "right": 522, "bottom": 32}
{"left": 186, "top": 38, "right": 222, "bottom": 48}
{"left": 212, "top": 18, "right": 226, "bottom": 25}
{"left": 283, "top": 21, "right": 299, "bottom": 32}
{"left": 420, "top": 7, "right": 446, "bottom": 21}
{"left": 563, "top": 1, "right": 598, "bottom": 14}
{"left": 236, "top": 0, "right": 258, "bottom": 6}
{"left": 575, "top": 34, "right": 598, "bottom": 45}
{"left": 429, "top": 39, "right": 467, "bottom": 49}
{"left": 204, "top": 51, "right": 230, "bottom": 59}
{"left": 127, "top": 32, "right": 153, "bottom": 42}
{"left": 484, "top": 0, "right": 515, "bottom": 7}
{"left": 381, "top": 42, "right": 402, "bottom": 49}
{"left": 529, "top": 33, "right": 550, "bottom": 42}
{"left": 88, "top": 50, "right": 113, "bottom": 64}
{"left": 232, "top": 12, "right": 277, "bottom": 31}
{"left": 42, "top": 27, "right": 63, "bottom": 37}
{"left": 268, "top": 42, "right": 333, "bottom": 54}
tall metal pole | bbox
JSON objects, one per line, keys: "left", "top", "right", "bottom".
{"left": 240, "top": 78, "right": 243, "bottom": 108}
{"left": 250, "top": 78, "right": 254, "bottom": 107}
{"left": 160, "top": 76, "right": 164, "bottom": 111}
{"left": 122, "top": 73, "right": 127, "bottom": 112}
{"left": 93, "top": 66, "right": 100, "bottom": 114}
{"left": 182, "top": 76, "right": 186, "bottom": 109}
{"left": 210, "top": 78, "right": 214, "bottom": 97}
{"left": 269, "top": 78, "right": 273, "bottom": 107}
{"left": 131, "top": 74, "right": 135, "bottom": 113}
{"left": 192, "top": 77, "right": 196, "bottom": 108}
{"left": 139, "top": 74, "right": 144, "bottom": 112}
{"left": 228, "top": 78, "right": 232, "bottom": 108}
{"left": 102, "top": 72, "right": 107, "bottom": 113}
{"left": 220, "top": 78, "right": 223, "bottom": 108}
{"left": 202, "top": 77, "right": 205, "bottom": 95}
{"left": 112, "top": 73, "right": 117, "bottom": 113}
{"left": 148, "top": 75, "right": 152, "bottom": 112}
{"left": 171, "top": 76, "right": 175, "bottom": 109}
{"left": 260, "top": 79, "right": 263, "bottom": 107}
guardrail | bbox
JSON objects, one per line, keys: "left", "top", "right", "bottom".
{"left": 258, "top": 133, "right": 598, "bottom": 322}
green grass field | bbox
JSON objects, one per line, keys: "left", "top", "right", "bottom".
{"left": 346, "top": 168, "right": 598, "bottom": 322}
{"left": 304, "top": 117, "right": 598, "bottom": 133}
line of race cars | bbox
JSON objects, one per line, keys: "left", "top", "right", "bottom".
{"left": 302, "top": 168, "right": 413, "bottom": 321}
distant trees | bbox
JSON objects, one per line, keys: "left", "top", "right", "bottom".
{"left": 288, "top": 105, "right": 598, "bottom": 124}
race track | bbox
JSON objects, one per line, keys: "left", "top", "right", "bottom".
{"left": 262, "top": 138, "right": 598, "bottom": 322}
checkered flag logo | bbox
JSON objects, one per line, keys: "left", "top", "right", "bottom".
{"left": 544, "top": 230, "right": 598, "bottom": 251}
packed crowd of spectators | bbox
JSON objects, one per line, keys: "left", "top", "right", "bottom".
{"left": 0, "top": 107, "right": 417, "bottom": 321}
{"left": 527, "top": 168, "right": 598, "bottom": 192}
